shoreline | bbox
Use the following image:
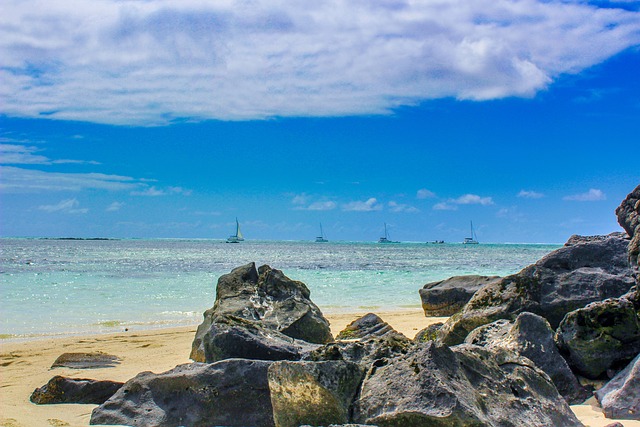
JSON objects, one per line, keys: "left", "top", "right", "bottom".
{"left": 1, "top": 309, "right": 638, "bottom": 427}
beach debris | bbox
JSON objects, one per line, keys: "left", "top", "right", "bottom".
{"left": 420, "top": 275, "right": 501, "bottom": 317}
{"left": 191, "top": 262, "right": 333, "bottom": 362}
{"left": 51, "top": 352, "right": 120, "bottom": 369}
{"left": 465, "top": 312, "right": 591, "bottom": 404}
{"left": 595, "top": 353, "right": 640, "bottom": 420}
{"left": 335, "top": 313, "right": 402, "bottom": 340}
{"left": 30, "top": 375, "right": 123, "bottom": 405}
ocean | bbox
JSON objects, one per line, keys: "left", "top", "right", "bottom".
{"left": 0, "top": 238, "right": 560, "bottom": 339}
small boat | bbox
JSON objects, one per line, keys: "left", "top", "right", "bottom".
{"left": 378, "top": 223, "right": 399, "bottom": 243}
{"left": 463, "top": 221, "right": 479, "bottom": 244}
{"left": 315, "top": 223, "right": 328, "bottom": 243}
{"left": 226, "top": 218, "right": 244, "bottom": 243}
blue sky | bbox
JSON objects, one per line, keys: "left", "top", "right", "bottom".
{"left": 1, "top": 0, "right": 639, "bottom": 243}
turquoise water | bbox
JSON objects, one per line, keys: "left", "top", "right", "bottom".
{"left": 0, "top": 239, "right": 560, "bottom": 339}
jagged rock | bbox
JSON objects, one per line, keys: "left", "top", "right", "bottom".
{"left": 30, "top": 376, "right": 123, "bottom": 404}
{"left": 465, "top": 312, "right": 590, "bottom": 404}
{"left": 51, "top": 352, "right": 120, "bottom": 369}
{"left": 555, "top": 296, "right": 640, "bottom": 379}
{"left": 354, "top": 341, "right": 583, "bottom": 426}
{"left": 268, "top": 361, "right": 364, "bottom": 427}
{"left": 616, "top": 184, "right": 640, "bottom": 267}
{"left": 191, "top": 263, "right": 333, "bottom": 362}
{"left": 335, "top": 313, "right": 402, "bottom": 340}
{"left": 595, "top": 353, "right": 640, "bottom": 420}
{"left": 438, "top": 233, "right": 634, "bottom": 345}
{"left": 91, "top": 359, "right": 275, "bottom": 427}
{"left": 414, "top": 322, "right": 444, "bottom": 343}
{"left": 420, "top": 275, "right": 501, "bottom": 316}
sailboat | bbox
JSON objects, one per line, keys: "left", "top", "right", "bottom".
{"left": 378, "top": 223, "right": 399, "bottom": 243}
{"left": 315, "top": 223, "right": 328, "bottom": 243}
{"left": 463, "top": 220, "right": 479, "bottom": 244}
{"left": 226, "top": 218, "right": 244, "bottom": 243}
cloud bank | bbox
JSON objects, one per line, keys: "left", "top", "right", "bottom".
{"left": 2, "top": 0, "right": 639, "bottom": 125}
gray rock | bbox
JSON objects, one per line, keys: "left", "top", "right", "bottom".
{"left": 414, "top": 322, "right": 444, "bottom": 343}
{"left": 30, "top": 376, "right": 123, "bottom": 405}
{"left": 191, "top": 263, "right": 333, "bottom": 362}
{"left": 465, "top": 312, "right": 591, "bottom": 404}
{"left": 335, "top": 313, "right": 402, "bottom": 340}
{"left": 596, "top": 353, "right": 640, "bottom": 420}
{"left": 90, "top": 359, "right": 275, "bottom": 427}
{"left": 438, "top": 233, "right": 634, "bottom": 345}
{"left": 354, "top": 341, "right": 583, "bottom": 426}
{"left": 268, "top": 360, "right": 364, "bottom": 427}
{"left": 616, "top": 184, "right": 640, "bottom": 267}
{"left": 51, "top": 352, "right": 120, "bottom": 369}
{"left": 555, "top": 296, "right": 640, "bottom": 379}
{"left": 420, "top": 275, "right": 501, "bottom": 316}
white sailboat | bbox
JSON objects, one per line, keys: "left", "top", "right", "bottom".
{"left": 463, "top": 221, "right": 479, "bottom": 244}
{"left": 226, "top": 218, "right": 244, "bottom": 243}
{"left": 378, "top": 223, "right": 399, "bottom": 243}
{"left": 315, "top": 223, "right": 328, "bottom": 243}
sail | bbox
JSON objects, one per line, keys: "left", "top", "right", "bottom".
{"left": 235, "top": 219, "right": 244, "bottom": 240}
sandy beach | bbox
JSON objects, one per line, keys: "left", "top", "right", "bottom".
{"left": 1, "top": 309, "right": 638, "bottom": 427}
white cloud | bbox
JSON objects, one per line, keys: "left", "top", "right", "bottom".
{"left": 517, "top": 190, "right": 545, "bottom": 199}
{"left": 38, "top": 198, "right": 88, "bottom": 214}
{"left": 343, "top": 197, "right": 383, "bottom": 212}
{"left": 307, "top": 201, "right": 337, "bottom": 211}
{"left": 389, "top": 201, "right": 419, "bottom": 213}
{"left": 416, "top": 189, "right": 436, "bottom": 199}
{"left": 130, "top": 186, "right": 192, "bottom": 196}
{"left": 106, "top": 201, "right": 124, "bottom": 212}
{"left": 0, "top": 143, "right": 99, "bottom": 165}
{"left": 291, "top": 194, "right": 337, "bottom": 211}
{"left": 453, "top": 194, "right": 494, "bottom": 206}
{"left": 433, "top": 202, "right": 458, "bottom": 211}
{"left": 2, "top": 1, "right": 639, "bottom": 125}
{"left": 563, "top": 188, "right": 606, "bottom": 201}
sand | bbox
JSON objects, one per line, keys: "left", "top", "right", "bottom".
{"left": 1, "top": 309, "right": 637, "bottom": 427}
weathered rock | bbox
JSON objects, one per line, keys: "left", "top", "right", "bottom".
{"left": 51, "top": 352, "right": 120, "bottom": 369}
{"left": 595, "top": 353, "right": 640, "bottom": 420}
{"left": 91, "top": 359, "right": 275, "bottom": 427}
{"left": 616, "top": 184, "right": 640, "bottom": 267}
{"left": 438, "top": 233, "right": 634, "bottom": 345}
{"left": 555, "top": 296, "right": 640, "bottom": 379}
{"left": 268, "top": 360, "right": 364, "bottom": 427}
{"left": 30, "top": 376, "right": 123, "bottom": 405}
{"left": 191, "top": 263, "right": 333, "bottom": 362}
{"left": 414, "top": 322, "right": 444, "bottom": 343}
{"left": 465, "top": 312, "right": 591, "bottom": 404}
{"left": 354, "top": 341, "right": 583, "bottom": 426}
{"left": 336, "top": 313, "right": 402, "bottom": 340}
{"left": 420, "top": 275, "right": 501, "bottom": 316}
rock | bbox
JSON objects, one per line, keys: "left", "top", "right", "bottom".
{"left": 420, "top": 275, "right": 501, "bottom": 316}
{"left": 414, "top": 322, "right": 444, "bottom": 343}
{"left": 268, "top": 360, "right": 364, "bottom": 427}
{"left": 30, "top": 376, "right": 123, "bottom": 405}
{"left": 354, "top": 341, "right": 583, "bottom": 426}
{"left": 603, "top": 423, "right": 624, "bottom": 427}
{"left": 465, "top": 312, "right": 591, "bottom": 404}
{"left": 191, "top": 263, "right": 333, "bottom": 362}
{"left": 555, "top": 296, "right": 640, "bottom": 379}
{"left": 335, "top": 313, "right": 402, "bottom": 340}
{"left": 596, "top": 353, "right": 640, "bottom": 420}
{"left": 51, "top": 352, "right": 120, "bottom": 369}
{"left": 438, "top": 233, "right": 634, "bottom": 345}
{"left": 91, "top": 359, "right": 275, "bottom": 427}
{"left": 616, "top": 184, "right": 640, "bottom": 267}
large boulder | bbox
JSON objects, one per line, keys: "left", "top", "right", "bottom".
{"left": 30, "top": 376, "right": 123, "bottom": 405}
{"left": 191, "top": 263, "right": 333, "bottom": 362}
{"left": 354, "top": 341, "right": 583, "bottom": 426}
{"left": 268, "top": 360, "right": 364, "bottom": 427}
{"left": 420, "top": 275, "right": 501, "bottom": 316}
{"left": 465, "top": 312, "right": 590, "bottom": 404}
{"left": 438, "top": 233, "right": 634, "bottom": 345}
{"left": 91, "top": 359, "right": 275, "bottom": 427}
{"left": 616, "top": 184, "right": 640, "bottom": 268}
{"left": 335, "top": 313, "right": 403, "bottom": 340}
{"left": 555, "top": 295, "right": 640, "bottom": 379}
{"left": 595, "top": 353, "right": 640, "bottom": 420}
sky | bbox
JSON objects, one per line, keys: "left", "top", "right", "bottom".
{"left": 1, "top": 0, "right": 639, "bottom": 243}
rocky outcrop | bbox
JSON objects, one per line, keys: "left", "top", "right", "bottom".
{"left": 437, "top": 233, "right": 635, "bottom": 345}
{"left": 191, "top": 263, "right": 333, "bottom": 362}
{"left": 354, "top": 341, "right": 583, "bottom": 426}
{"left": 616, "top": 184, "right": 640, "bottom": 268}
{"left": 91, "top": 360, "right": 275, "bottom": 427}
{"left": 595, "top": 353, "right": 640, "bottom": 420}
{"left": 465, "top": 312, "right": 590, "bottom": 404}
{"left": 335, "top": 313, "right": 402, "bottom": 340}
{"left": 420, "top": 275, "right": 501, "bottom": 316}
{"left": 51, "top": 352, "right": 120, "bottom": 369}
{"left": 555, "top": 296, "right": 640, "bottom": 379}
{"left": 30, "top": 376, "right": 123, "bottom": 404}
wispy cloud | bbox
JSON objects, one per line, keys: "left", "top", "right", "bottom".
{"left": 433, "top": 202, "right": 458, "bottom": 211}
{"left": 106, "top": 201, "right": 124, "bottom": 212}
{"left": 563, "top": 188, "right": 607, "bottom": 201}
{"left": 343, "top": 198, "right": 383, "bottom": 212}
{"left": 0, "top": 143, "right": 99, "bottom": 165}
{"left": 130, "top": 186, "right": 192, "bottom": 197}
{"left": 291, "top": 194, "right": 337, "bottom": 211}
{"left": 2, "top": 1, "right": 639, "bottom": 125}
{"left": 452, "top": 194, "right": 494, "bottom": 206}
{"left": 388, "top": 201, "right": 419, "bottom": 213}
{"left": 416, "top": 189, "right": 436, "bottom": 199}
{"left": 38, "top": 198, "right": 88, "bottom": 214}
{"left": 517, "top": 190, "right": 545, "bottom": 199}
